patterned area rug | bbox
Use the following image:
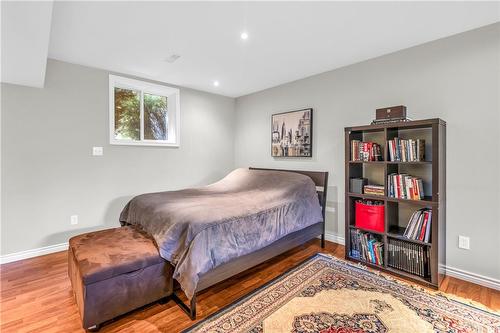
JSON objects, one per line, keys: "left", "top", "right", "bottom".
{"left": 184, "top": 254, "right": 500, "bottom": 333}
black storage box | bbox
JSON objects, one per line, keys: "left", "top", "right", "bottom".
{"left": 350, "top": 178, "right": 368, "bottom": 194}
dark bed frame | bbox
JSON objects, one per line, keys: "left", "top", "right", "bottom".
{"left": 172, "top": 167, "right": 329, "bottom": 319}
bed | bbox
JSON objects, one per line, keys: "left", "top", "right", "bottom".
{"left": 120, "top": 167, "right": 328, "bottom": 319}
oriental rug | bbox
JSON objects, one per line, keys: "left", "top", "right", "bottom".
{"left": 184, "top": 254, "right": 500, "bottom": 333}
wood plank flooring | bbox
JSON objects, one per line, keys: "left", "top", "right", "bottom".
{"left": 1, "top": 240, "right": 499, "bottom": 332}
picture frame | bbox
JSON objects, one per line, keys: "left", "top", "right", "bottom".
{"left": 271, "top": 108, "right": 313, "bottom": 157}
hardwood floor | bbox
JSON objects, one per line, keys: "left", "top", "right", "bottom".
{"left": 1, "top": 240, "right": 499, "bottom": 332}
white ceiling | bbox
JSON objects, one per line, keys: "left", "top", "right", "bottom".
{"left": 3, "top": 2, "right": 500, "bottom": 97}
{"left": 1, "top": 1, "right": 53, "bottom": 87}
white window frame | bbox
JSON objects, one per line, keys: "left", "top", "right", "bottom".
{"left": 109, "top": 74, "right": 180, "bottom": 147}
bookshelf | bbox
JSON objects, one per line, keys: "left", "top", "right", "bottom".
{"left": 344, "top": 118, "right": 446, "bottom": 288}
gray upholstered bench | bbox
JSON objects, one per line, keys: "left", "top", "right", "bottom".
{"left": 68, "top": 226, "right": 173, "bottom": 331}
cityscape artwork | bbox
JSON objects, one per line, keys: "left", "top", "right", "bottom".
{"left": 271, "top": 108, "right": 312, "bottom": 157}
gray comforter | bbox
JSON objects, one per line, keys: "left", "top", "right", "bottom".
{"left": 119, "top": 168, "right": 323, "bottom": 299}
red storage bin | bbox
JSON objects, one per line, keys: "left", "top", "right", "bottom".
{"left": 355, "top": 201, "right": 385, "bottom": 232}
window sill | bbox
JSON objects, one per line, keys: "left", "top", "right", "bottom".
{"left": 110, "top": 140, "right": 180, "bottom": 148}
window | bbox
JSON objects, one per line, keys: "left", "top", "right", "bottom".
{"left": 109, "top": 75, "right": 180, "bottom": 146}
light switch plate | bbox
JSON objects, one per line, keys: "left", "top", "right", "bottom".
{"left": 92, "top": 146, "right": 103, "bottom": 156}
{"left": 70, "top": 215, "right": 78, "bottom": 225}
{"left": 458, "top": 235, "right": 470, "bottom": 250}
{"left": 325, "top": 207, "right": 336, "bottom": 213}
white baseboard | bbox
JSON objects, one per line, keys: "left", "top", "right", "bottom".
{"left": 5, "top": 233, "right": 345, "bottom": 265}
{"left": 439, "top": 264, "right": 500, "bottom": 291}
{"left": 0, "top": 242, "right": 68, "bottom": 265}
{"left": 324, "top": 231, "right": 345, "bottom": 245}
{"left": 1, "top": 237, "right": 499, "bottom": 291}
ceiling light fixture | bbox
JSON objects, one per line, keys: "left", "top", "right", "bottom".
{"left": 240, "top": 32, "right": 248, "bottom": 40}
{"left": 213, "top": 80, "right": 220, "bottom": 87}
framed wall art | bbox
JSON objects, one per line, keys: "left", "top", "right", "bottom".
{"left": 271, "top": 108, "right": 312, "bottom": 157}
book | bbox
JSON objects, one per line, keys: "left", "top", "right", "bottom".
{"left": 363, "top": 184, "right": 385, "bottom": 196}
{"left": 419, "top": 212, "right": 429, "bottom": 241}
{"left": 388, "top": 238, "right": 430, "bottom": 278}
{"left": 351, "top": 140, "right": 383, "bottom": 161}
{"left": 388, "top": 173, "right": 425, "bottom": 200}
{"left": 349, "top": 229, "right": 384, "bottom": 265}
{"left": 402, "top": 208, "right": 432, "bottom": 243}
{"left": 387, "top": 138, "right": 425, "bottom": 162}
{"left": 424, "top": 210, "right": 432, "bottom": 243}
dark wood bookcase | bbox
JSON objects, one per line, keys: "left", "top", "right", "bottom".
{"left": 344, "top": 118, "right": 446, "bottom": 288}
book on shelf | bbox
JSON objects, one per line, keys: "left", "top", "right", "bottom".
{"left": 388, "top": 238, "right": 430, "bottom": 278}
{"left": 387, "top": 173, "right": 425, "bottom": 200}
{"left": 403, "top": 208, "right": 432, "bottom": 243}
{"left": 351, "top": 140, "right": 383, "bottom": 161}
{"left": 349, "top": 229, "right": 384, "bottom": 265}
{"left": 363, "top": 184, "right": 385, "bottom": 196}
{"left": 387, "top": 137, "right": 425, "bottom": 162}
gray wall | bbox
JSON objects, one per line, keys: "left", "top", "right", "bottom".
{"left": 1, "top": 59, "right": 235, "bottom": 254}
{"left": 2, "top": 25, "right": 499, "bottom": 281}
{"left": 235, "top": 24, "right": 500, "bottom": 280}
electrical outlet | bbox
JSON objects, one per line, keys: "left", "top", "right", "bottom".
{"left": 458, "top": 235, "right": 470, "bottom": 250}
{"left": 92, "top": 147, "right": 103, "bottom": 156}
{"left": 70, "top": 215, "right": 78, "bottom": 225}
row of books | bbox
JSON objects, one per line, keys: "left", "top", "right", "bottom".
{"left": 388, "top": 138, "right": 425, "bottom": 162}
{"left": 349, "top": 229, "right": 384, "bottom": 265}
{"left": 363, "top": 184, "right": 384, "bottom": 196}
{"left": 387, "top": 173, "right": 425, "bottom": 200}
{"left": 403, "top": 208, "right": 432, "bottom": 243}
{"left": 388, "top": 238, "right": 430, "bottom": 278}
{"left": 351, "top": 140, "right": 383, "bottom": 161}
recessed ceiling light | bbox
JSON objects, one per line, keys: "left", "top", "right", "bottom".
{"left": 213, "top": 80, "right": 220, "bottom": 87}
{"left": 240, "top": 32, "right": 248, "bottom": 40}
